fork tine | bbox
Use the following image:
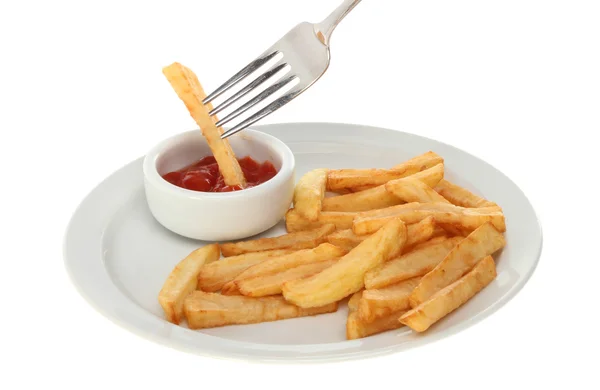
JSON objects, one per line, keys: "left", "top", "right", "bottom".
{"left": 209, "top": 62, "right": 290, "bottom": 117}
{"left": 203, "top": 50, "right": 280, "bottom": 105}
{"left": 220, "top": 87, "right": 302, "bottom": 139}
{"left": 215, "top": 75, "right": 298, "bottom": 128}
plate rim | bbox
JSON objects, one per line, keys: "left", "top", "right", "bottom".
{"left": 63, "top": 121, "right": 544, "bottom": 364}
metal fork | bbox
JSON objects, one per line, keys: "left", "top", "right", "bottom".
{"left": 203, "top": 0, "right": 363, "bottom": 139}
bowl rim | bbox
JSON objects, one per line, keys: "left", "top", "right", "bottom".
{"left": 142, "top": 128, "right": 295, "bottom": 199}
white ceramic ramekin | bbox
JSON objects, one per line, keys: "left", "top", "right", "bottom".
{"left": 143, "top": 129, "right": 295, "bottom": 241}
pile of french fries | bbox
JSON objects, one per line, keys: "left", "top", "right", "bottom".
{"left": 158, "top": 150, "right": 507, "bottom": 340}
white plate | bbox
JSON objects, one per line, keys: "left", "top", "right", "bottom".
{"left": 63, "top": 122, "right": 543, "bottom": 363}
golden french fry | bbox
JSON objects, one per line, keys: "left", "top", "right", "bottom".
{"left": 322, "top": 185, "right": 403, "bottom": 212}
{"left": 220, "top": 224, "right": 335, "bottom": 256}
{"left": 395, "top": 163, "right": 445, "bottom": 188}
{"left": 219, "top": 280, "right": 240, "bottom": 295}
{"left": 358, "top": 277, "right": 421, "bottom": 323}
{"left": 400, "top": 256, "right": 496, "bottom": 332}
{"left": 403, "top": 216, "right": 438, "bottom": 251}
{"left": 236, "top": 259, "right": 338, "bottom": 297}
{"left": 436, "top": 222, "right": 473, "bottom": 237}
{"left": 162, "top": 63, "right": 246, "bottom": 187}
{"left": 197, "top": 249, "right": 295, "bottom": 292}
{"left": 364, "top": 236, "right": 463, "bottom": 289}
{"left": 385, "top": 176, "right": 450, "bottom": 204}
{"left": 391, "top": 151, "right": 444, "bottom": 171}
{"left": 346, "top": 308, "right": 408, "bottom": 340}
{"left": 434, "top": 179, "right": 497, "bottom": 208}
{"left": 282, "top": 219, "right": 407, "bottom": 308}
{"left": 327, "top": 152, "right": 443, "bottom": 192}
{"left": 347, "top": 290, "right": 364, "bottom": 312}
{"left": 353, "top": 202, "right": 505, "bottom": 235}
{"left": 232, "top": 243, "right": 346, "bottom": 282}
{"left": 183, "top": 291, "right": 338, "bottom": 329}
{"left": 409, "top": 222, "right": 505, "bottom": 307}
{"left": 158, "top": 244, "right": 220, "bottom": 324}
{"left": 326, "top": 216, "right": 437, "bottom": 253}
{"left": 293, "top": 169, "right": 328, "bottom": 221}
{"left": 285, "top": 209, "right": 357, "bottom": 232}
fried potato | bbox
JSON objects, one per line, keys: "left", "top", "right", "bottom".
{"left": 353, "top": 202, "right": 505, "bottom": 235}
{"left": 293, "top": 168, "right": 328, "bottom": 221}
{"left": 346, "top": 310, "right": 408, "bottom": 340}
{"left": 220, "top": 224, "right": 335, "bottom": 256}
{"left": 400, "top": 256, "right": 496, "bottom": 332}
{"left": 326, "top": 229, "right": 368, "bottom": 251}
{"left": 322, "top": 185, "right": 403, "bottom": 212}
{"left": 364, "top": 236, "right": 463, "bottom": 289}
{"left": 347, "top": 290, "right": 364, "bottom": 312}
{"left": 409, "top": 222, "right": 505, "bottom": 307}
{"left": 219, "top": 280, "right": 240, "bottom": 295}
{"left": 282, "top": 219, "right": 407, "bottom": 308}
{"left": 391, "top": 151, "right": 444, "bottom": 171}
{"left": 434, "top": 179, "right": 497, "bottom": 208}
{"left": 327, "top": 152, "right": 443, "bottom": 192}
{"left": 236, "top": 259, "right": 338, "bottom": 297}
{"left": 385, "top": 176, "right": 450, "bottom": 204}
{"left": 326, "top": 216, "right": 437, "bottom": 253}
{"left": 285, "top": 209, "right": 357, "bottom": 232}
{"left": 158, "top": 244, "right": 220, "bottom": 324}
{"left": 197, "top": 249, "right": 295, "bottom": 292}
{"left": 403, "top": 216, "right": 438, "bottom": 251}
{"left": 183, "top": 291, "right": 338, "bottom": 329}
{"left": 347, "top": 298, "right": 407, "bottom": 340}
{"left": 232, "top": 243, "right": 346, "bottom": 282}
{"left": 162, "top": 62, "right": 246, "bottom": 187}
{"left": 395, "top": 163, "right": 445, "bottom": 188}
{"left": 358, "top": 277, "right": 421, "bottom": 323}
{"left": 436, "top": 222, "right": 473, "bottom": 237}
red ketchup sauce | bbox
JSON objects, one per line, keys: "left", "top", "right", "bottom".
{"left": 161, "top": 156, "right": 278, "bottom": 192}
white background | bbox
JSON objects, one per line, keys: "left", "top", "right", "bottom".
{"left": 1, "top": 0, "right": 599, "bottom": 389}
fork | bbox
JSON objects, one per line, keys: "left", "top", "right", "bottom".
{"left": 203, "top": 0, "right": 363, "bottom": 139}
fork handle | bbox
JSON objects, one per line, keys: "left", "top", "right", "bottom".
{"left": 315, "top": 0, "right": 362, "bottom": 46}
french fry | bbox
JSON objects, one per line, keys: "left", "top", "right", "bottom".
{"left": 353, "top": 202, "right": 505, "bottom": 235}
{"left": 321, "top": 163, "right": 445, "bottom": 212}
{"left": 326, "top": 229, "right": 366, "bottom": 251}
{"left": 436, "top": 222, "right": 473, "bottom": 237}
{"left": 385, "top": 176, "right": 451, "bottom": 204}
{"left": 434, "top": 179, "right": 498, "bottom": 208}
{"left": 326, "top": 216, "right": 437, "bottom": 253}
{"left": 346, "top": 310, "right": 408, "bottom": 340}
{"left": 403, "top": 216, "right": 438, "bottom": 251}
{"left": 285, "top": 209, "right": 357, "bottom": 232}
{"left": 400, "top": 256, "right": 496, "bottom": 332}
{"left": 347, "top": 290, "right": 364, "bottom": 312}
{"left": 281, "top": 219, "right": 407, "bottom": 308}
{"left": 220, "top": 280, "right": 240, "bottom": 295}
{"left": 158, "top": 244, "right": 220, "bottom": 324}
{"left": 183, "top": 291, "right": 338, "bottom": 329}
{"left": 322, "top": 185, "right": 403, "bottom": 212}
{"left": 364, "top": 236, "right": 463, "bottom": 289}
{"left": 358, "top": 277, "right": 421, "bottom": 323}
{"left": 395, "top": 163, "right": 445, "bottom": 188}
{"left": 232, "top": 243, "right": 346, "bottom": 282}
{"left": 236, "top": 259, "right": 338, "bottom": 297}
{"left": 391, "top": 151, "right": 444, "bottom": 170}
{"left": 408, "top": 222, "right": 505, "bottom": 306}
{"left": 293, "top": 169, "right": 328, "bottom": 221}
{"left": 197, "top": 249, "right": 295, "bottom": 292}
{"left": 220, "top": 224, "right": 335, "bottom": 256}
{"left": 162, "top": 62, "right": 246, "bottom": 187}
{"left": 327, "top": 152, "right": 443, "bottom": 192}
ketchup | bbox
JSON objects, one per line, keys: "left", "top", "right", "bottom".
{"left": 161, "top": 156, "right": 278, "bottom": 192}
